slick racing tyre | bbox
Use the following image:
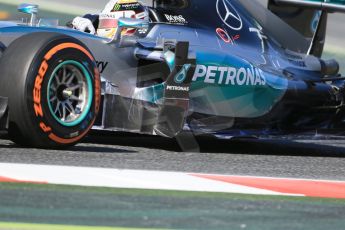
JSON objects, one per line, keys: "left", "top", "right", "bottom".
{"left": 0, "top": 32, "right": 101, "bottom": 148}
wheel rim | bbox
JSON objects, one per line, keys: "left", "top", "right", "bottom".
{"left": 47, "top": 60, "right": 93, "bottom": 127}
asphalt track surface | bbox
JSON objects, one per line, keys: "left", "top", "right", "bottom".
{"left": 0, "top": 132, "right": 345, "bottom": 181}
{"left": 0, "top": 132, "right": 345, "bottom": 229}
{"left": 0, "top": 131, "right": 345, "bottom": 229}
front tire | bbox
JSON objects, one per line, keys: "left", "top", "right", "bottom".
{"left": 0, "top": 32, "right": 101, "bottom": 148}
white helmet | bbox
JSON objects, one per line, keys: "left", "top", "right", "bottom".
{"left": 97, "top": 0, "right": 148, "bottom": 39}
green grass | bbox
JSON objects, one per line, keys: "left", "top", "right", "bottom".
{"left": 0, "top": 182, "right": 345, "bottom": 230}
{"left": 0, "top": 222, "right": 163, "bottom": 230}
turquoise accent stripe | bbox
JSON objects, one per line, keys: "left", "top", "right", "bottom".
{"left": 164, "top": 51, "right": 175, "bottom": 72}
{"left": 132, "top": 83, "right": 165, "bottom": 104}
{"left": 190, "top": 50, "right": 288, "bottom": 118}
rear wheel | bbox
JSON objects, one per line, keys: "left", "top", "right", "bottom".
{"left": 0, "top": 32, "right": 101, "bottom": 148}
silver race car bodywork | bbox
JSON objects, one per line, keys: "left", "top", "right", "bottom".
{"left": 1, "top": 0, "right": 345, "bottom": 148}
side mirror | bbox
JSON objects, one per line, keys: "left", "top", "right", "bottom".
{"left": 18, "top": 3, "right": 38, "bottom": 26}
{"left": 111, "top": 17, "right": 149, "bottom": 45}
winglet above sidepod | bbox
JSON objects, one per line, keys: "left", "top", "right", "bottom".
{"left": 154, "top": 41, "right": 196, "bottom": 138}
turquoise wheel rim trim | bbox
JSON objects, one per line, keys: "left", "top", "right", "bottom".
{"left": 47, "top": 60, "right": 93, "bottom": 127}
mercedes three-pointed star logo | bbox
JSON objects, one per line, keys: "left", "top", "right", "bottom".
{"left": 216, "top": 0, "right": 243, "bottom": 31}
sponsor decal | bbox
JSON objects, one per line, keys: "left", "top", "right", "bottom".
{"left": 33, "top": 60, "right": 49, "bottom": 117}
{"left": 122, "top": 2, "right": 141, "bottom": 10}
{"left": 166, "top": 85, "right": 190, "bottom": 92}
{"left": 113, "top": 3, "right": 121, "bottom": 11}
{"left": 164, "top": 14, "right": 187, "bottom": 24}
{"left": 137, "top": 28, "right": 148, "bottom": 34}
{"left": 216, "top": 28, "right": 240, "bottom": 44}
{"left": 96, "top": 61, "right": 109, "bottom": 74}
{"left": 216, "top": 28, "right": 231, "bottom": 43}
{"left": 311, "top": 11, "right": 322, "bottom": 33}
{"left": 166, "top": 64, "right": 192, "bottom": 92}
{"left": 174, "top": 64, "right": 191, "bottom": 84}
{"left": 288, "top": 59, "right": 306, "bottom": 67}
{"left": 135, "top": 12, "right": 147, "bottom": 19}
{"left": 233, "top": 34, "right": 240, "bottom": 41}
{"left": 112, "top": 2, "right": 140, "bottom": 12}
{"left": 216, "top": 0, "right": 242, "bottom": 30}
{"left": 99, "top": 13, "right": 119, "bottom": 19}
{"left": 192, "top": 65, "right": 266, "bottom": 86}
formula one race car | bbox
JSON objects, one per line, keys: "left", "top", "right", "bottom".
{"left": 1, "top": 0, "right": 345, "bottom": 148}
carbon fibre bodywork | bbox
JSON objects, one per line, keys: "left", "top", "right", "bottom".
{"left": 1, "top": 0, "right": 345, "bottom": 139}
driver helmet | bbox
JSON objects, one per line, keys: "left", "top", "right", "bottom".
{"left": 97, "top": 0, "right": 148, "bottom": 39}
